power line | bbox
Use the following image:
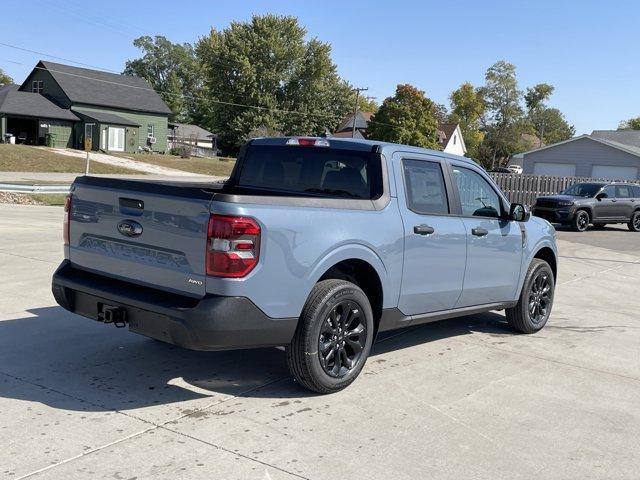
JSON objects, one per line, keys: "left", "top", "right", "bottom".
{"left": 0, "top": 42, "right": 121, "bottom": 73}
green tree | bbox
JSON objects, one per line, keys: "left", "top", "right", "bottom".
{"left": 528, "top": 107, "right": 575, "bottom": 146}
{"left": 196, "top": 15, "right": 356, "bottom": 153}
{"left": 357, "top": 96, "right": 378, "bottom": 113}
{"left": 124, "top": 36, "right": 199, "bottom": 122}
{"left": 448, "top": 82, "right": 486, "bottom": 157}
{"left": 0, "top": 68, "right": 13, "bottom": 86}
{"left": 477, "top": 61, "right": 525, "bottom": 167}
{"left": 367, "top": 84, "right": 440, "bottom": 149}
{"left": 619, "top": 117, "right": 640, "bottom": 130}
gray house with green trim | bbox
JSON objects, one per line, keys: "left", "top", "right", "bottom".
{"left": 0, "top": 60, "right": 171, "bottom": 153}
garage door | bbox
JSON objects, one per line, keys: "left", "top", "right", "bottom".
{"left": 533, "top": 163, "right": 576, "bottom": 177}
{"left": 592, "top": 165, "right": 638, "bottom": 180}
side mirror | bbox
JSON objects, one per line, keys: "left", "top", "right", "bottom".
{"left": 595, "top": 192, "right": 606, "bottom": 201}
{"left": 510, "top": 203, "right": 530, "bottom": 222}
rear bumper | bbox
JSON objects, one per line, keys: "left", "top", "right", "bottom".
{"left": 532, "top": 206, "right": 574, "bottom": 223}
{"left": 51, "top": 260, "right": 297, "bottom": 351}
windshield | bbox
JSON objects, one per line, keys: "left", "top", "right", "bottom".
{"left": 236, "top": 145, "right": 383, "bottom": 199}
{"left": 561, "top": 183, "right": 604, "bottom": 197}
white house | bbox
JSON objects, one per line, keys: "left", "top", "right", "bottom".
{"left": 436, "top": 123, "right": 467, "bottom": 156}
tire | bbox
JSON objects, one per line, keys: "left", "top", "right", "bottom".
{"left": 593, "top": 223, "right": 607, "bottom": 229}
{"left": 286, "top": 279, "right": 374, "bottom": 394}
{"left": 505, "top": 259, "right": 555, "bottom": 334}
{"left": 572, "top": 209, "right": 590, "bottom": 232}
{"left": 629, "top": 211, "right": 640, "bottom": 232}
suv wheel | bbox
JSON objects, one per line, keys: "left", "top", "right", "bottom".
{"left": 572, "top": 210, "right": 590, "bottom": 232}
{"left": 505, "top": 259, "right": 555, "bottom": 333}
{"left": 629, "top": 211, "right": 640, "bottom": 232}
{"left": 286, "top": 279, "right": 374, "bottom": 393}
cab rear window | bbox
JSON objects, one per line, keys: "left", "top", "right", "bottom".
{"left": 236, "top": 145, "right": 383, "bottom": 199}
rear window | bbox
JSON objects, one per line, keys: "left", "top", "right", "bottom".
{"left": 236, "top": 145, "right": 383, "bottom": 199}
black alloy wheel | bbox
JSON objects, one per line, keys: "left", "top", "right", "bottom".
{"left": 629, "top": 211, "right": 640, "bottom": 232}
{"left": 573, "top": 210, "right": 589, "bottom": 232}
{"left": 318, "top": 300, "right": 367, "bottom": 378}
{"left": 528, "top": 270, "right": 553, "bottom": 324}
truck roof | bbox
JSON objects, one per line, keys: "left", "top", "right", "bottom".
{"left": 249, "top": 136, "right": 480, "bottom": 167}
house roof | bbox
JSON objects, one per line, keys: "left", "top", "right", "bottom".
{"left": 331, "top": 129, "right": 366, "bottom": 139}
{"left": 0, "top": 84, "right": 80, "bottom": 121}
{"left": 72, "top": 109, "right": 140, "bottom": 127}
{"left": 591, "top": 130, "right": 640, "bottom": 149}
{"left": 168, "top": 122, "right": 217, "bottom": 140}
{"left": 437, "top": 123, "right": 458, "bottom": 141}
{"left": 520, "top": 134, "right": 640, "bottom": 159}
{"left": 336, "top": 111, "right": 373, "bottom": 132}
{"left": 29, "top": 61, "right": 171, "bottom": 115}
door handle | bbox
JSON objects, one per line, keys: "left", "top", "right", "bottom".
{"left": 471, "top": 227, "right": 489, "bottom": 237}
{"left": 414, "top": 225, "right": 435, "bottom": 235}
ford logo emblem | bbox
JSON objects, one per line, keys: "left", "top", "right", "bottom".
{"left": 117, "top": 220, "right": 143, "bottom": 237}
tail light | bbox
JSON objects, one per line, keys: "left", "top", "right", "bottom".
{"left": 63, "top": 193, "right": 72, "bottom": 245}
{"left": 206, "top": 214, "right": 260, "bottom": 277}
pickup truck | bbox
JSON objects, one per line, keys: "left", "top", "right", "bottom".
{"left": 52, "top": 137, "right": 558, "bottom": 393}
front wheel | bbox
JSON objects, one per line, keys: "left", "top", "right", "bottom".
{"left": 629, "top": 211, "right": 640, "bottom": 232}
{"left": 505, "top": 259, "right": 555, "bottom": 333}
{"left": 572, "top": 210, "right": 590, "bottom": 232}
{"left": 286, "top": 279, "right": 374, "bottom": 393}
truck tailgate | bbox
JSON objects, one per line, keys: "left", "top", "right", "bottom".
{"left": 68, "top": 177, "right": 215, "bottom": 297}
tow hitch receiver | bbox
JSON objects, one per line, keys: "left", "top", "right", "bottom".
{"left": 98, "top": 303, "right": 127, "bottom": 328}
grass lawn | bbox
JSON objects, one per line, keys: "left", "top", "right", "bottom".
{"left": 28, "top": 193, "right": 68, "bottom": 206}
{"left": 117, "top": 153, "right": 236, "bottom": 176}
{"left": 0, "top": 145, "right": 138, "bottom": 174}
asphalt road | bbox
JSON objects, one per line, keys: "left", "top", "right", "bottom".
{"left": 1, "top": 205, "right": 640, "bottom": 479}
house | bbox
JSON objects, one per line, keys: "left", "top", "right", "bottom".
{"left": 0, "top": 60, "right": 171, "bottom": 153}
{"left": 520, "top": 131, "right": 640, "bottom": 180}
{"left": 436, "top": 123, "right": 467, "bottom": 156}
{"left": 331, "top": 111, "right": 373, "bottom": 139}
{"left": 168, "top": 122, "right": 218, "bottom": 151}
{"left": 331, "top": 112, "right": 467, "bottom": 155}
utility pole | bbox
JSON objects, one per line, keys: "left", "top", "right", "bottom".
{"left": 351, "top": 87, "right": 368, "bottom": 138}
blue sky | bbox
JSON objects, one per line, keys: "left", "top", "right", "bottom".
{"left": 2, "top": 0, "right": 639, "bottom": 134}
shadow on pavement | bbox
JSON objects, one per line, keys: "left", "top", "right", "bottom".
{"left": 0, "top": 306, "right": 512, "bottom": 411}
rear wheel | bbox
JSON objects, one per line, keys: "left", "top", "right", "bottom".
{"left": 572, "top": 210, "right": 590, "bottom": 232}
{"left": 629, "top": 211, "right": 640, "bottom": 232}
{"left": 506, "top": 259, "right": 555, "bottom": 333}
{"left": 286, "top": 279, "right": 374, "bottom": 393}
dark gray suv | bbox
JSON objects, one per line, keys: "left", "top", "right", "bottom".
{"left": 532, "top": 182, "right": 640, "bottom": 232}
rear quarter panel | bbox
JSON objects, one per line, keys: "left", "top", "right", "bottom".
{"left": 206, "top": 199, "right": 405, "bottom": 319}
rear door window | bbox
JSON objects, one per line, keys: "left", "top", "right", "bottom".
{"left": 237, "top": 145, "right": 382, "bottom": 199}
{"left": 402, "top": 159, "right": 449, "bottom": 215}
{"left": 616, "top": 185, "right": 633, "bottom": 198}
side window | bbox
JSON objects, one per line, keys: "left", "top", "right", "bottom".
{"left": 601, "top": 185, "right": 616, "bottom": 198}
{"left": 147, "top": 124, "right": 154, "bottom": 138}
{"left": 616, "top": 185, "right": 632, "bottom": 198}
{"left": 451, "top": 166, "right": 502, "bottom": 218}
{"left": 402, "top": 159, "right": 449, "bottom": 215}
{"left": 633, "top": 185, "right": 640, "bottom": 198}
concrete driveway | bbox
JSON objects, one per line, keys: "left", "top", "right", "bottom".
{"left": 1, "top": 205, "right": 639, "bottom": 479}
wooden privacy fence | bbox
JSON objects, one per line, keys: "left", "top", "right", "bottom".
{"left": 488, "top": 173, "right": 626, "bottom": 206}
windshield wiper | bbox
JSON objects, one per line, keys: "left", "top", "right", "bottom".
{"left": 304, "top": 188, "right": 360, "bottom": 198}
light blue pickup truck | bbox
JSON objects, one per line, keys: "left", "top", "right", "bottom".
{"left": 52, "top": 137, "right": 557, "bottom": 393}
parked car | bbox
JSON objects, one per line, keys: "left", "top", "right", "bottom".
{"left": 532, "top": 182, "right": 640, "bottom": 232}
{"left": 489, "top": 167, "right": 512, "bottom": 173}
{"left": 52, "top": 137, "right": 558, "bottom": 393}
{"left": 507, "top": 165, "right": 523, "bottom": 174}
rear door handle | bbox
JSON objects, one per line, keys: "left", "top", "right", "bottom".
{"left": 471, "top": 227, "right": 489, "bottom": 237}
{"left": 414, "top": 225, "right": 435, "bottom": 235}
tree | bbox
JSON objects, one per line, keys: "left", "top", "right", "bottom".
{"left": 124, "top": 36, "right": 199, "bottom": 122}
{"left": 195, "top": 15, "right": 356, "bottom": 153}
{"left": 619, "top": 117, "right": 640, "bottom": 130}
{"left": 357, "top": 96, "right": 378, "bottom": 113}
{"left": 0, "top": 68, "right": 12, "bottom": 86}
{"left": 367, "top": 84, "right": 440, "bottom": 149}
{"left": 524, "top": 83, "right": 554, "bottom": 146}
{"left": 528, "top": 107, "right": 575, "bottom": 146}
{"left": 448, "top": 82, "right": 486, "bottom": 157}
{"left": 477, "top": 61, "right": 525, "bottom": 167}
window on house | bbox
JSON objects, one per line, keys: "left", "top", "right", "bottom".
{"left": 453, "top": 135, "right": 457, "bottom": 145}
{"left": 31, "top": 81, "right": 44, "bottom": 94}
{"left": 147, "top": 124, "right": 154, "bottom": 138}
